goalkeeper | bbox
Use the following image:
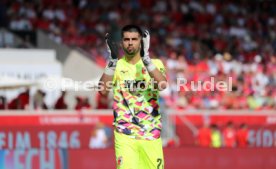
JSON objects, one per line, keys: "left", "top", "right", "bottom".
{"left": 99, "top": 24, "right": 167, "bottom": 169}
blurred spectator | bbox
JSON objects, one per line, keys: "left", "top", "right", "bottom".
{"left": 82, "top": 97, "right": 92, "bottom": 109}
{"left": 74, "top": 96, "right": 83, "bottom": 110}
{"left": 75, "top": 96, "right": 91, "bottom": 110}
{"left": 89, "top": 122, "right": 110, "bottom": 149}
{"left": 247, "top": 92, "right": 263, "bottom": 110}
{"left": 236, "top": 123, "right": 249, "bottom": 148}
{"left": 96, "top": 92, "right": 109, "bottom": 109}
{"left": 19, "top": 89, "right": 30, "bottom": 109}
{"left": 8, "top": 97, "right": 21, "bottom": 110}
{"left": 33, "top": 89, "right": 47, "bottom": 110}
{"left": 8, "top": 89, "right": 30, "bottom": 110}
{"left": 0, "top": 96, "right": 6, "bottom": 109}
{"left": 222, "top": 121, "right": 237, "bottom": 148}
{"left": 54, "top": 91, "right": 67, "bottom": 109}
{"left": 9, "top": 14, "right": 33, "bottom": 31}
{"left": 197, "top": 124, "right": 211, "bottom": 147}
{"left": 210, "top": 124, "right": 222, "bottom": 148}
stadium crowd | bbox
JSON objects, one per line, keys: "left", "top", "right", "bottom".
{"left": 0, "top": 0, "right": 275, "bottom": 110}
{"left": 197, "top": 121, "right": 249, "bottom": 148}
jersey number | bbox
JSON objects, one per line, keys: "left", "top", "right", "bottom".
{"left": 157, "top": 158, "right": 163, "bottom": 169}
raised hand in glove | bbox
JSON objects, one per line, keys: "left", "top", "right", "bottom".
{"left": 140, "top": 30, "right": 156, "bottom": 72}
{"left": 105, "top": 33, "right": 119, "bottom": 76}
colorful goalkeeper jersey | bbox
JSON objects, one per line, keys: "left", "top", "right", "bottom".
{"left": 112, "top": 56, "right": 166, "bottom": 140}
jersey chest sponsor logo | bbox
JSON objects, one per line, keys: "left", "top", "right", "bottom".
{"left": 120, "top": 70, "right": 128, "bottom": 74}
{"left": 124, "top": 80, "right": 146, "bottom": 91}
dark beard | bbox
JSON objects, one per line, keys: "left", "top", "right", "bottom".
{"left": 123, "top": 47, "right": 139, "bottom": 56}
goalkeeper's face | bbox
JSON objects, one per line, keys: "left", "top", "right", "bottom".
{"left": 122, "top": 32, "right": 141, "bottom": 57}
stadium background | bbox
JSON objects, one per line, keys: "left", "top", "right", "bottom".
{"left": 0, "top": 0, "right": 276, "bottom": 169}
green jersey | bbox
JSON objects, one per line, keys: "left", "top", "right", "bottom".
{"left": 112, "top": 56, "right": 166, "bottom": 140}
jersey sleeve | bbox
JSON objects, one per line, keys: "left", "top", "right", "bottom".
{"left": 152, "top": 59, "right": 166, "bottom": 76}
{"left": 112, "top": 59, "right": 121, "bottom": 84}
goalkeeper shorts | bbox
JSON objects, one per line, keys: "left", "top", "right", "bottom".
{"left": 114, "top": 131, "right": 164, "bottom": 169}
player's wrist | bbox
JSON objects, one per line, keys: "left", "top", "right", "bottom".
{"left": 142, "top": 55, "right": 156, "bottom": 72}
{"left": 104, "top": 68, "right": 115, "bottom": 75}
{"left": 104, "top": 59, "right": 117, "bottom": 75}
{"left": 145, "top": 62, "right": 156, "bottom": 72}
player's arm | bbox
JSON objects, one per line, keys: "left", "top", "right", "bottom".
{"left": 140, "top": 30, "right": 167, "bottom": 91}
{"left": 147, "top": 64, "right": 167, "bottom": 90}
{"left": 98, "top": 33, "right": 118, "bottom": 96}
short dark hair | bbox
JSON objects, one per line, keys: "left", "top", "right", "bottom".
{"left": 121, "top": 24, "right": 143, "bottom": 38}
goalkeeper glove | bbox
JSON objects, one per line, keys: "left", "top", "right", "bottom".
{"left": 140, "top": 30, "right": 156, "bottom": 72}
{"left": 104, "top": 33, "right": 118, "bottom": 76}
